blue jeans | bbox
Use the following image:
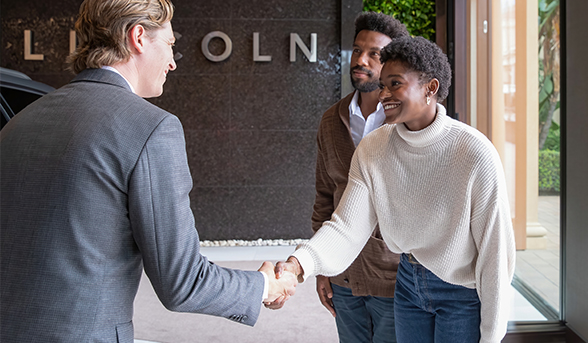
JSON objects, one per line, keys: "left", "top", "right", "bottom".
{"left": 331, "top": 283, "right": 396, "bottom": 343}
{"left": 394, "top": 254, "right": 481, "bottom": 343}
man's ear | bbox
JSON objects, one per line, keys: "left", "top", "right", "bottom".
{"left": 128, "top": 24, "right": 147, "bottom": 54}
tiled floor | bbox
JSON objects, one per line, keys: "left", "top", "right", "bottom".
{"left": 515, "top": 195, "right": 560, "bottom": 313}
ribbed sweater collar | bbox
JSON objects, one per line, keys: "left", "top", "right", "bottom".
{"left": 396, "top": 104, "right": 451, "bottom": 148}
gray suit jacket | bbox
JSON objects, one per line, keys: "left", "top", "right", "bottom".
{"left": 0, "top": 69, "right": 264, "bottom": 342}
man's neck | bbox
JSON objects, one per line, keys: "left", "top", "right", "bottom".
{"left": 110, "top": 61, "right": 140, "bottom": 94}
{"left": 357, "top": 89, "right": 381, "bottom": 119}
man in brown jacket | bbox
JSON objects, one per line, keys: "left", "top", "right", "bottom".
{"left": 312, "top": 12, "right": 408, "bottom": 343}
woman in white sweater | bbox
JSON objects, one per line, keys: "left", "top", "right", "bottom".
{"left": 273, "top": 36, "right": 516, "bottom": 343}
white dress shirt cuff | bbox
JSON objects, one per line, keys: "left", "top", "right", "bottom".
{"left": 260, "top": 271, "right": 269, "bottom": 301}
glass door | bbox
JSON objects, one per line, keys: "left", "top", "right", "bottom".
{"left": 465, "top": 0, "right": 561, "bottom": 321}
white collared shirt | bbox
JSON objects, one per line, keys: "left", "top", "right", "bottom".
{"left": 101, "top": 66, "right": 136, "bottom": 94}
{"left": 348, "top": 91, "right": 386, "bottom": 147}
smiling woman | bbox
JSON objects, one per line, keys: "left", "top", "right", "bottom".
{"left": 286, "top": 34, "right": 516, "bottom": 343}
{"left": 379, "top": 61, "right": 438, "bottom": 130}
{"left": 377, "top": 36, "right": 450, "bottom": 130}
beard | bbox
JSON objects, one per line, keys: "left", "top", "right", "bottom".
{"left": 350, "top": 66, "right": 380, "bottom": 93}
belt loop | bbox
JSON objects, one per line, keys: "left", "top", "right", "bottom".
{"left": 407, "top": 253, "right": 420, "bottom": 265}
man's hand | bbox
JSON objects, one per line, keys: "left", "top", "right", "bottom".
{"left": 316, "top": 275, "right": 336, "bottom": 317}
{"left": 258, "top": 261, "right": 297, "bottom": 310}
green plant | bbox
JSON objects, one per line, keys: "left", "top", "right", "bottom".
{"left": 363, "top": 0, "right": 436, "bottom": 41}
{"left": 538, "top": 0, "right": 560, "bottom": 150}
{"left": 542, "top": 121, "right": 560, "bottom": 151}
{"left": 538, "top": 150, "right": 560, "bottom": 193}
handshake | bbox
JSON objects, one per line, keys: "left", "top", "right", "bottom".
{"left": 257, "top": 257, "right": 303, "bottom": 310}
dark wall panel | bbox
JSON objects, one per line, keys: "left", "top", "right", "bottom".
{"left": 1, "top": 0, "right": 344, "bottom": 240}
{"left": 563, "top": 1, "right": 588, "bottom": 341}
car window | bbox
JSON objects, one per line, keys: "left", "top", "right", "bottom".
{"left": 1, "top": 86, "right": 44, "bottom": 115}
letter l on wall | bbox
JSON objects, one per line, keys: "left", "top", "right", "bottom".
{"left": 24, "top": 30, "right": 44, "bottom": 60}
{"left": 253, "top": 32, "right": 272, "bottom": 62}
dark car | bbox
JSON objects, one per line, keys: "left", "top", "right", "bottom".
{"left": 1, "top": 68, "right": 55, "bottom": 129}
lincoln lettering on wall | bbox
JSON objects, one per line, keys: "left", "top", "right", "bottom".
{"left": 2, "top": 0, "right": 341, "bottom": 241}
{"left": 23, "top": 30, "right": 318, "bottom": 63}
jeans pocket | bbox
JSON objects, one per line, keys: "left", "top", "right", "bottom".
{"left": 116, "top": 321, "right": 134, "bottom": 343}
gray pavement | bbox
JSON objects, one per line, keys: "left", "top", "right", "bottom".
{"left": 133, "top": 248, "right": 339, "bottom": 343}
{"left": 515, "top": 195, "right": 560, "bottom": 311}
{"left": 132, "top": 243, "right": 547, "bottom": 343}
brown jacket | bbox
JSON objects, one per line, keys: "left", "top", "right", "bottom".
{"left": 312, "top": 92, "right": 399, "bottom": 297}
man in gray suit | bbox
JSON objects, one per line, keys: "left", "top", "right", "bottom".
{"left": 0, "top": 0, "right": 296, "bottom": 341}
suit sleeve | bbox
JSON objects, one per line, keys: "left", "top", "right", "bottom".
{"left": 127, "top": 115, "right": 263, "bottom": 326}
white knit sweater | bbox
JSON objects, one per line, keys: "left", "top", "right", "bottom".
{"left": 293, "top": 104, "right": 516, "bottom": 343}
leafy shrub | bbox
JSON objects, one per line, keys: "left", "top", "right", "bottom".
{"left": 538, "top": 150, "right": 560, "bottom": 193}
{"left": 543, "top": 121, "right": 560, "bottom": 152}
{"left": 363, "top": 0, "right": 436, "bottom": 40}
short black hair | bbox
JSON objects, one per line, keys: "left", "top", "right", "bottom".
{"left": 354, "top": 12, "right": 409, "bottom": 40}
{"left": 380, "top": 36, "right": 452, "bottom": 102}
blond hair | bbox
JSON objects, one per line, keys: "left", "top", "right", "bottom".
{"left": 67, "top": 0, "right": 174, "bottom": 74}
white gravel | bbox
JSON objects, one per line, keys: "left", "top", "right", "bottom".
{"left": 199, "top": 238, "right": 308, "bottom": 247}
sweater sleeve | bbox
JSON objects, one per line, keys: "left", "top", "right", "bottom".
{"left": 293, "top": 150, "right": 377, "bottom": 279}
{"left": 469, "top": 145, "right": 516, "bottom": 343}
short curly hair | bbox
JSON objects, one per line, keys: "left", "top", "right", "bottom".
{"left": 354, "top": 12, "right": 409, "bottom": 40}
{"left": 380, "top": 36, "right": 452, "bottom": 102}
